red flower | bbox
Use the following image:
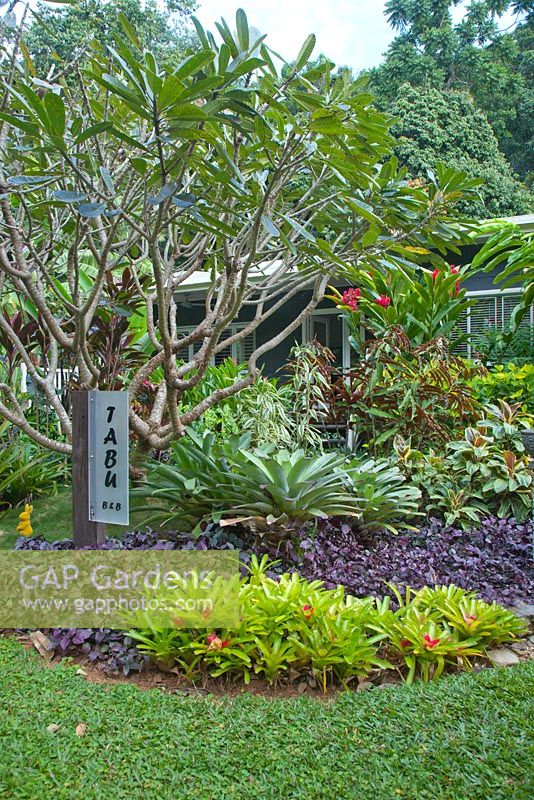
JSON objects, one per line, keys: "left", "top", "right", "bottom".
{"left": 341, "top": 287, "right": 361, "bottom": 310}
{"left": 400, "top": 639, "right": 411, "bottom": 649}
{"left": 376, "top": 295, "right": 391, "bottom": 308}
{"left": 423, "top": 634, "right": 440, "bottom": 649}
{"left": 302, "top": 604, "right": 315, "bottom": 620}
{"left": 463, "top": 614, "right": 477, "bottom": 625}
{"left": 206, "top": 634, "right": 230, "bottom": 650}
{"left": 444, "top": 265, "right": 461, "bottom": 294}
{"left": 432, "top": 269, "right": 440, "bottom": 280}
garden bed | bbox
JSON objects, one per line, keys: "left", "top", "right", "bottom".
{"left": 1, "top": 635, "right": 533, "bottom": 800}
{"left": 17, "top": 514, "right": 532, "bottom": 606}
{"left": 12, "top": 625, "right": 534, "bottom": 700}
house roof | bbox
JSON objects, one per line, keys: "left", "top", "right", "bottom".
{"left": 480, "top": 213, "right": 534, "bottom": 235}
{"left": 174, "top": 213, "right": 534, "bottom": 294}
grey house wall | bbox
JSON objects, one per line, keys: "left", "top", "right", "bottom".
{"left": 175, "top": 291, "right": 321, "bottom": 375}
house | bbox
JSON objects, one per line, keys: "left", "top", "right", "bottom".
{"left": 174, "top": 214, "right": 534, "bottom": 373}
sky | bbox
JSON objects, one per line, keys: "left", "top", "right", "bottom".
{"left": 193, "top": 1, "right": 519, "bottom": 73}
{"left": 194, "top": 1, "right": 394, "bottom": 73}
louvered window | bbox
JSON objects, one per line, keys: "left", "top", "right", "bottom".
{"left": 455, "top": 291, "right": 534, "bottom": 358}
{"left": 176, "top": 324, "right": 256, "bottom": 365}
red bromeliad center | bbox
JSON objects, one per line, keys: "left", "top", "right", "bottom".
{"left": 423, "top": 633, "right": 440, "bottom": 649}
{"left": 206, "top": 633, "right": 230, "bottom": 649}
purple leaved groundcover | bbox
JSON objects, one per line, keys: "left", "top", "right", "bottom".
{"left": 15, "top": 516, "right": 533, "bottom": 673}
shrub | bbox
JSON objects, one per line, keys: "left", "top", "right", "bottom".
{"left": 394, "top": 403, "right": 534, "bottom": 527}
{"left": 327, "top": 328, "right": 483, "bottom": 454}
{"left": 328, "top": 261, "right": 473, "bottom": 347}
{"left": 179, "top": 359, "right": 298, "bottom": 449}
{"left": 345, "top": 456, "right": 421, "bottom": 532}
{"left": 371, "top": 584, "right": 526, "bottom": 684}
{"left": 0, "top": 438, "right": 67, "bottom": 510}
{"left": 133, "top": 431, "right": 423, "bottom": 536}
{"left": 471, "top": 363, "right": 534, "bottom": 412}
{"left": 286, "top": 516, "right": 533, "bottom": 606}
{"left": 134, "top": 432, "right": 362, "bottom": 536}
{"left": 470, "top": 331, "right": 534, "bottom": 369}
{"left": 128, "top": 556, "right": 389, "bottom": 689}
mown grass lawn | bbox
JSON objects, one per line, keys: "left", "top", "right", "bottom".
{"left": 0, "top": 490, "right": 148, "bottom": 549}
{"left": 0, "top": 637, "right": 532, "bottom": 800}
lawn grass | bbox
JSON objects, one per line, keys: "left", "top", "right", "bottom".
{"left": 0, "top": 636, "right": 533, "bottom": 800}
{"left": 0, "top": 489, "right": 147, "bottom": 549}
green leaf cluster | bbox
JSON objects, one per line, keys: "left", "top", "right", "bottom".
{"left": 128, "top": 560, "right": 526, "bottom": 688}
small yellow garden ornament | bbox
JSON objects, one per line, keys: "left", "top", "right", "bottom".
{"left": 17, "top": 504, "right": 33, "bottom": 537}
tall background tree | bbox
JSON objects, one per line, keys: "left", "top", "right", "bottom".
{"left": 23, "top": 0, "right": 197, "bottom": 78}
{"left": 366, "top": 0, "right": 534, "bottom": 213}
{"left": 390, "top": 84, "right": 533, "bottom": 216}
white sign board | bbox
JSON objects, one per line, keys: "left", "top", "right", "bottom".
{"left": 88, "top": 391, "right": 129, "bottom": 526}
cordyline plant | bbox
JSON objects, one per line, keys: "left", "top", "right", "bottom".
{"left": 0, "top": 8, "right": 479, "bottom": 457}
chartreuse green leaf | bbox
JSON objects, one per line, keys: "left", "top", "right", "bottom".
{"left": 43, "top": 92, "right": 65, "bottom": 137}
{"left": 294, "top": 33, "right": 316, "bottom": 71}
{"left": 235, "top": 8, "right": 249, "bottom": 51}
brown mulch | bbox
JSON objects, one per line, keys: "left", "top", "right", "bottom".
{"left": 4, "top": 627, "right": 533, "bottom": 700}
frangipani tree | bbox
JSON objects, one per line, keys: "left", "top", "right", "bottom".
{"left": 0, "top": 8, "right": 479, "bottom": 456}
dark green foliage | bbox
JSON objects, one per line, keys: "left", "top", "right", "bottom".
{"left": 369, "top": 1, "right": 534, "bottom": 183}
{"left": 133, "top": 431, "right": 364, "bottom": 533}
{"left": 23, "top": 0, "right": 197, "bottom": 77}
{"left": 1, "top": 635, "right": 533, "bottom": 799}
{"left": 0, "top": 432, "right": 68, "bottom": 510}
{"left": 389, "top": 85, "right": 533, "bottom": 217}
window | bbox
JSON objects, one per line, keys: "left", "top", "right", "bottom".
{"left": 455, "top": 291, "right": 534, "bottom": 358}
{"left": 176, "top": 324, "right": 256, "bottom": 365}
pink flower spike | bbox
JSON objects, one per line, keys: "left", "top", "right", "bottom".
{"left": 376, "top": 295, "right": 391, "bottom": 308}
{"left": 341, "top": 287, "right": 361, "bottom": 310}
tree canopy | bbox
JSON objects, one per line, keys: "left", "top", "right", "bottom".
{"left": 23, "top": 0, "right": 197, "bottom": 78}
{"left": 366, "top": 0, "right": 534, "bottom": 208}
{"left": 0, "top": 10, "right": 479, "bottom": 454}
{"left": 390, "top": 84, "right": 533, "bottom": 217}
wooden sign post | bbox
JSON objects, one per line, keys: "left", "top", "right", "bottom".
{"left": 71, "top": 390, "right": 129, "bottom": 548}
{"left": 72, "top": 391, "right": 106, "bottom": 548}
